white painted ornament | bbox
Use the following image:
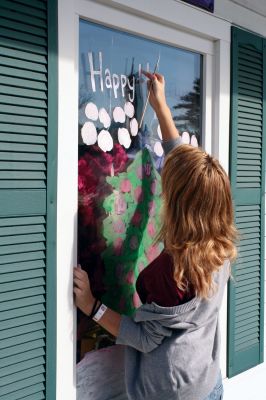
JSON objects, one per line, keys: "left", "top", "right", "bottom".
{"left": 157, "top": 124, "right": 162, "bottom": 140}
{"left": 190, "top": 135, "right": 199, "bottom": 147}
{"left": 118, "top": 128, "right": 131, "bottom": 149}
{"left": 99, "top": 108, "right": 111, "bottom": 129}
{"left": 182, "top": 131, "right": 190, "bottom": 144}
{"left": 98, "top": 130, "right": 113, "bottom": 152}
{"left": 81, "top": 121, "right": 98, "bottom": 145}
{"left": 124, "top": 101, "right": 135, "bottom": 118}
{"left": 130, "top": 118, "right": 138, "bottom": 136}
{"left": 113, "top": 107, "right": 126, "bottom": 123}
{"left": 154, "top": 141, "right": 164, "bottom": 157}
{"left": 85, "top": 102, "right": 98, "bottom": 121}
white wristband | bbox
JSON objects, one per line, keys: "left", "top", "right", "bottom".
{"left": 93, "top": 303, "right": 107, "bottom": 322}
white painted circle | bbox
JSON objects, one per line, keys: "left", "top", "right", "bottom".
{"left": 154, "top": 141, "right": 164, "bottom": 157}
{"left": 182, "top": 131, "right": 190, "bottom": 144}
{"left": 190, "top": 135, "right": 199, "bottom": 147}
{"left": 157, "top": 125, "right": 162, "bottom": 140}
{"left": 81, "top": 121, "right": 97, "bottom": 145}
{"left": 98, "top": 130, "right": 113, "bottom": 152}
{"left": 113, "top": 107, "right": 126, "bottom": 123}
{"left": 99, "top": 108, "right": 111, "bottom": 129}
{"left": 130, "top": 118, "right": 138, "bottom": 136}
{"left": 124, "top": 102, "right": 135, "bottom": 118}
{"left": 118, "top": 128, "right": 131, "bottom": 149}
{"left": 85, "top": 102, "right": 98, "bottom": 121}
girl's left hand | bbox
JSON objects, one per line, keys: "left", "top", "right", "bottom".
{"left": 73, "top": 266, "right": 95, "bottom": 316}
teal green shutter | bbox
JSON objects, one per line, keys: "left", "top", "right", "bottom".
{"left": 0, "top": 1, "right": 57, "bottom": 399}
{"left": 228, "top": 27, "right": 265, "bottom": 377}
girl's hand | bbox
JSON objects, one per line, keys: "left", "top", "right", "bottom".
{"left": 142, "top": 71, "right": 168, "bottom": 114}
{"left": 73, "top": 265, "right": 95, "bottom": 316}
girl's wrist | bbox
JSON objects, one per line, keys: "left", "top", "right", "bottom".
{"left": 84, "top": 296, "right": 96, "bottom": 316}
{"left": 156, "top": 103, "right": 170, "bottom": 119}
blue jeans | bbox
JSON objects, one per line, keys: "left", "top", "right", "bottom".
{"left": 203, "top": 371, "right": 224, "bottom": 400}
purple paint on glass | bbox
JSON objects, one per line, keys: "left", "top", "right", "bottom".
{"left": 115, "top": 194, "right": 127, "bottom": 215}
{"left": 130, "top": 235, "right": 139, "bottom": 250}
{"left": 113, "top": 220, "right": 126, "bottom": 234}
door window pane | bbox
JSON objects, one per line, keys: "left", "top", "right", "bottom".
{"left": 77, "top": 20, "right": 202, "bottom": 360}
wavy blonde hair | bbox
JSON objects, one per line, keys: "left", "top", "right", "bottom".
{"left": 158, "top": 144, "right": 238, "bottom": 299}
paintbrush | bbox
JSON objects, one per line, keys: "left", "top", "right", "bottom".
{"left": 139, "top": 54, "right": 160, "bottom": 129}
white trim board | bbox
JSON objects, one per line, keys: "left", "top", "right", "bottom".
{"left": 57, "top": 1, "right": 231, "bottom": 398}
{"left": 85, "top": 0, "right": 231, "bottom": 41}
{"left": 215, "top": 0, "right": 266, "bottom": 37}
{"left": 77, "top": 0, "right": 214, "bottom": 55}
{"left": 230, "top": 0, "right": 266, "bottom": 17}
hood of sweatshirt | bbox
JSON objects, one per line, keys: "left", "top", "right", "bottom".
{"left": 133, "top": 260, "right": 230, "bottom": 330}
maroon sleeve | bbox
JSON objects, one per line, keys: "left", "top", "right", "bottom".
{"left": 136, "top": 274, "right": 147, "bottom": 305}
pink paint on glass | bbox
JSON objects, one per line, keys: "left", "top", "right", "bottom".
{"left": 134, "top": 186, "right": 143, "bottom": 202}
{"left": 120, "top": 179, "right": 131, "bottom": 193}
{"left": 146, "top": 245, "right": 160, "bottom": 262}
{"left": 113, "top": 237, "right": 124, "bottom": 256}
{"left": 126, "top": 270, "right": 135, "bottom": 284}
{"left": 133, "top": 291, "right": 141, "bottom": 308}
{"left": 138, "top": 262, "right": 145, "bottom": 273}
{"left": 147, "top": 222, "right": 156, "bottom": 237}
{"left": 132, "top": 211, "right": 142, "bottom": 226}
{"left": 150, "top": 180, "right": 157, "bottom": 195}
{"left": 148, "top": 201, "right": 156, "bottom": 217}
{"left": 114, "top": 195, "right": 127, "bottom": 215}
{"left": 113, "top": 220, "right": 126, "bottom": 234}
{"left": 137, "top": 166, "right": 143, "bottom": 179}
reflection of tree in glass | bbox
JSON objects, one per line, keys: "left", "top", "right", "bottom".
{"left": 172, "top": 78, "right": 200, "bottom": 139}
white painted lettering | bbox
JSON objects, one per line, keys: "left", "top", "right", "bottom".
{"left": 88, "top": 52, "right": 136, "bottom": 100}
{"left": 128, "top": 76, "right": 135, "bottom": 102}
{"left": 105, "top": 68, "right": 112, "bottom": 89}
{"left": 120, "top": 75, "right": 127, "bottom": 97}
{"left": 88, "top": 51, "right": 103, "bottom": 92}
{"left": 112, "top": 74, "right": 120, "bottom": 99}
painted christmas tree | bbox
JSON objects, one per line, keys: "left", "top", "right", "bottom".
{"left": 101, "top": 148, "right": 164, "bottom": 315}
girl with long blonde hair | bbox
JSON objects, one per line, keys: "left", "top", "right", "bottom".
{"left": 74, "top": 72, "right": 237, "bottom": 400}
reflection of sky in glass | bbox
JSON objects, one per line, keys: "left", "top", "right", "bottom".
{"left": 79, "top": 19, "right": 202, "bottom": 147}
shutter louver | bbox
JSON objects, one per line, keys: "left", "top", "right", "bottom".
{"left": 228, "top": 27, "right": 265, "bottom": 377}
{"left": 0, "top": 0, "right": 56, "bottom": 398}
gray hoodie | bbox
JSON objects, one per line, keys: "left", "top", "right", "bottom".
{"left": 116, "top": 259, "right": 230, "bottom": 400}
{"left": 116, "top": 137, "right": 229, "bottom": 399}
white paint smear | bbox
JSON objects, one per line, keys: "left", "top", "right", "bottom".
{"left": 191, "top": 135, "right": 199, "bottom": 147}
{"left": 157, "top": 125, "right": 162, "bottom": 140}
{"left": 118, "top": 128, "right": 131, "bottom": 149}
{"left": 98, "top": 130, "right": 113, "bottom": 152}
{"left": 113, "top": 107, "right": 126, "bottom": 123}
{"left": 182, "top": 131, "right": 190, "bottom": 144}
{"left": 99, "top": 108, "right": 111, "bottom": 128}
{"left": 85, "top": 102, "right": 98, "bottom": 121}
{"left": 124, "top": 102, "right": 134, "bottom": 118}
{"left": 81, "top": 121, "right": 98, "bottom": 145}
{"left": 154, "top": 141, "right": 164, "bottom": 157}
{"left": 130, "top": 118, "right": 138, "bottom": 136}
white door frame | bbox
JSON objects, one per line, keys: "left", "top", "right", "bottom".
{"left": 57, "top": 1, "right": 231, "bottom": 398}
